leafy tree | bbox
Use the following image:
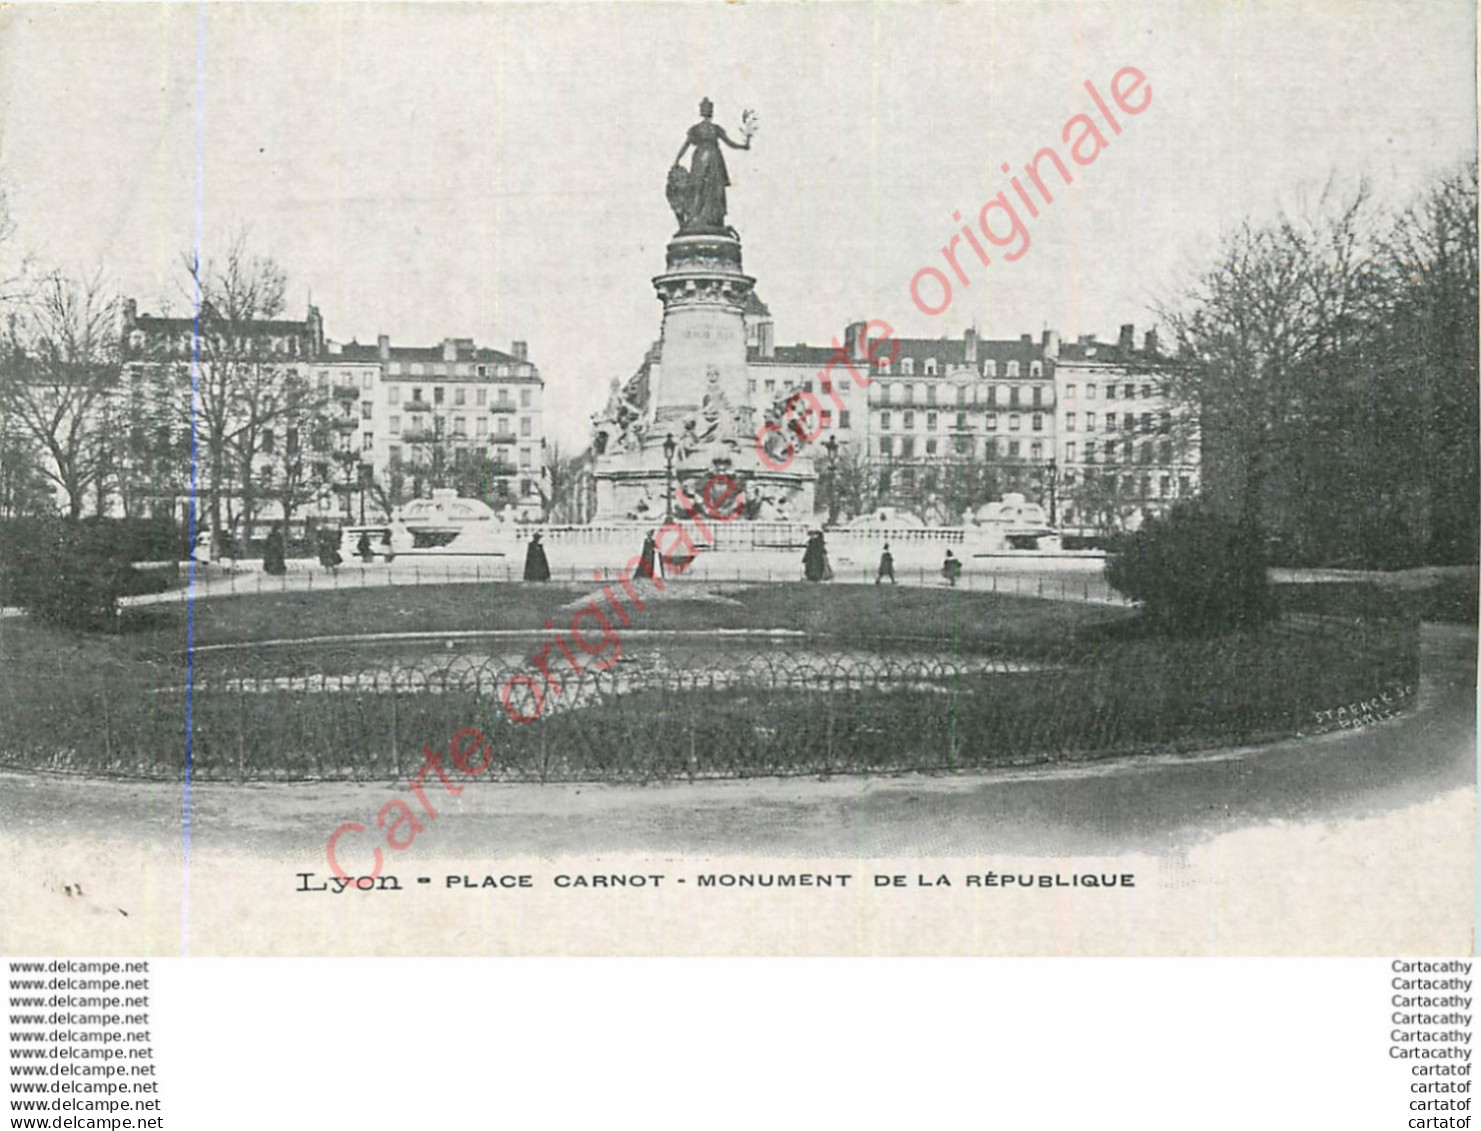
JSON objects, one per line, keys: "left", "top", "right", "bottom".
{"left": 0, "top": 432, "right": 52, "bottom": 519}
{"left": 1105, "top": 502, "right": 1272, "bottom": 635}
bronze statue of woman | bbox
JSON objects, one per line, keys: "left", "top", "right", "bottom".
{"left": 669, "top": 98, "right": 756, "bottom": 233}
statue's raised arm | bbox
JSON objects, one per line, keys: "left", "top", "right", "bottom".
{"left": 666, "top": 100, "right": 759, "bottom": 234}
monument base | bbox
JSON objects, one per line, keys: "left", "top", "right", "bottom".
{"left": 592, "top": 445, "right": 816, "bottom": 525}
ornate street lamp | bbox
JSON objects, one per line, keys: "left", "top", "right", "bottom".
{"left": 334, "top": 448, "right": 360, "bottom": 523}
{"left": 1046, "top": 456, "right": 1058, "bottom": 526}
{"left": 823, "top": 434, "right": 840, "bottom": 526}
{"left": 663, "top": 433, "right": 677, "bottom": 523}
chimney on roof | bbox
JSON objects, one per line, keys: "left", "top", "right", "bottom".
{"left": 378, "top": 334, "right": 390, "bottom": 361}
{"left": 964, "top": 327, "right": 978, "bottom": 363}
{"left": 1078, "top": 333, "right": 1097, "bottom": 346}
{"left": 442, "top": 339, "right": 458, "bottom": 363}
{"left": 306, "top": 305, "right": 324, "bottom": 356}
{"left": 1042, "top": 329, "right": 1060, "bottom": 360}
{"left": 511, "top": 340, "right": 528, "bottom": 362}
{"left": 1020, "top": 333, "right": 1032, "bottom": 346}
{"left": 758, "top": 320, "right": 774, "bottom": 359}
{"left": 1144, "top": 328, "right": 1160, "bottom": 356}
{"left": 1119, "top": 323, "right": 1135, "bottom": 351}
{"left": 843, "top": 320, "right": 867, "bottom": 362}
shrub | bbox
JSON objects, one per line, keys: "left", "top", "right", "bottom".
{"left": 1105, "top": 503, "right": 1273, "bottom": 635}
{"left": 0, "top": 519, "right": 142, "bottom": 631}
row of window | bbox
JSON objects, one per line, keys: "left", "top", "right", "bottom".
{"left": 881, "top": 358, "right": 1045, "bottom": 378}
{"left": 1063, "top": 383, "right": 1158, "bottom": 401}
{"left": 872, "top": 436, "right": 1185, "bottom": 464}
{"left": 385, "top": 443, "right": 538, "bottom": 470}
{"left": 871, "top": 408, "right": 1173, "bottom": 434}
{"left": 878, "top": 437, "right": 1047, "bottom": 460}
{"left": 387, "top": 415, "right": 533, "bottom": 437}
{"left": 1063, "top": 412, "right": 1169, "bottom": 433}
{"left": 385, "top": 361, "right": 533, "bottom": 379}
{"left": 1064, "top": 440, "right": 1178, "bottom": 464}
{"left": 1058, "top": 472, "right": 1193, "bottom": 509}
{"left": 879, "top": 411, "right": 1046, "bottom": 433}
{"left": 868, "top": 383, "right": 1055, "bottom": 408}
{"left": 396, "top": 385, "right": 533, "bottom": 408}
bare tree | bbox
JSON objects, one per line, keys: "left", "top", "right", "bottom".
{"left": 1372, "top": 163, "right": 1479, "bottom": 562}
{"left": 0, "top": 181, "right": 31, "bottom": 309}
{"left": 0, "top": 273, "right": 122, "bottom": 520}
{"left": 264, "top": 389, "right": 336, "bottom": 532}
{"left": 538, "top": 442, "right": 583, "bottom": 522}
{"left": 166, "top": 231, "right": 327, "bottom": 544}
{"left": 1157, "top": 181, "right": 1381, "bottom": 540}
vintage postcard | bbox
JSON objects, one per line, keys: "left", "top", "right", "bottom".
{"left": 0, "top": 1, "right": 1474, "bottom": 956}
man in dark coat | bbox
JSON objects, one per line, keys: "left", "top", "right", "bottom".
{"left": 941, "top": 549, "right": 962, "bottom": 588}
{"left": 523, "top": 532, "right": 551, "bottom": 582}
{"left": 263, "top": 523, "right": 287, "bottom": 575}
{"left": 875, "top": 543, "right": 896, "bottom": 585}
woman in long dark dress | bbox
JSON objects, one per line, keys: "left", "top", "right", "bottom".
{"left": 317, "top": 528, "right": 342, "bottom": 571}
{"left": 639, "top": 530, "right": 659, "bottom": 580}
{"left": 262, "top": 523, "right": 287, "bottom": 575}
{"left": 523, "top": 532, "right": 551, "bottom": 582}
{"left": 672, "top": 99, "right": 752, "bottom": 231}
{"left": 802, "top": 532, "right": 824, "bottom": 582}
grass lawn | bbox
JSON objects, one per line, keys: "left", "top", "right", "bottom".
{"left": 131, "top": 581, "right": 1134, "bottom": 654}
{"left": 0, "top": 579, "right": 1423, "bottom": 781}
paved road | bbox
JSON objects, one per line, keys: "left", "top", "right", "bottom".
{"left": 2, "top": 626, "right": 1472, "bottom": 860}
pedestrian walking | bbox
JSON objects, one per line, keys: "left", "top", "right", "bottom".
{"left": 317, "top": 527, "right": 342, "bottom": 571}
{"left": 523, "top": 531, "right": 551, "bottom": 582}
{"left": 941, "top": 548, "right": 962, "bottom": 588}
{"left": 356, "top": 530, "right": 375, "bottom": 563}
{"left": 190, "top": 529, "right": 212, "bottom": 566}
{"left": 639, "top": 529, "right": 661, "bottom": 581}
{"left": 263, "top": 523, "right": 287, "bottom": 575}
{"left": 803, "top": 530, "right": 832, "bottom": 582}
{"left": 875, "top": 543, "right": 896, "bottom": 585}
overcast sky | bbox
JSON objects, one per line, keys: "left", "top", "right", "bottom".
{"left": 0, "top": 2, "right": 1473, "bottom": 446}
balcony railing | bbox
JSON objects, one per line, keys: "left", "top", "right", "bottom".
{"left": 332, "top": 384, "right": 360, "bottom": 401}
{"left": 489, "top": 462, "right": 517, "bottom": 477}
{"left": 489, "top": 433, "right": 518, "bottom": 445}
{"left": 401, "top": 427, "right": 437, "bottom": 443}
{"left": 330, "top": 417, "right": 360, "bottom": 433}
{"left": 489, "top": 402, "right": 518, "bottom": 414}
{"left": 403, "top": 400, "right": 432, "bottom": 413}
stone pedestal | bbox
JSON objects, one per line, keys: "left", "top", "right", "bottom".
{"left": 591, "top": 229, "right": 816, "bottom": 523}
{"left": 649, "top": 234, "right": 754, "bottom": 425}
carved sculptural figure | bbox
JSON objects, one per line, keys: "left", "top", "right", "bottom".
{"left": 668, "top": 99, "right": 755, "bottom": 233}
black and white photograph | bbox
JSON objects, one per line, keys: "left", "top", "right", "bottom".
{"left": 0, "top": 1, "right": 1474, "bottom": 957}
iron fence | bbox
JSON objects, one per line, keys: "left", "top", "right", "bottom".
{"left": 0, "top": 613, "right": 1420, "bottom": 783}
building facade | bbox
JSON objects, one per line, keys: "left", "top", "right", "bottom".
{"left": 316, "top": 335, "right": 546, "bottom": 523}
{"left": 737, "top": 311, "right": 1200, "bottom": 537}
{"left": 109, "top": 301, "right": 546, "bottom": 537}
